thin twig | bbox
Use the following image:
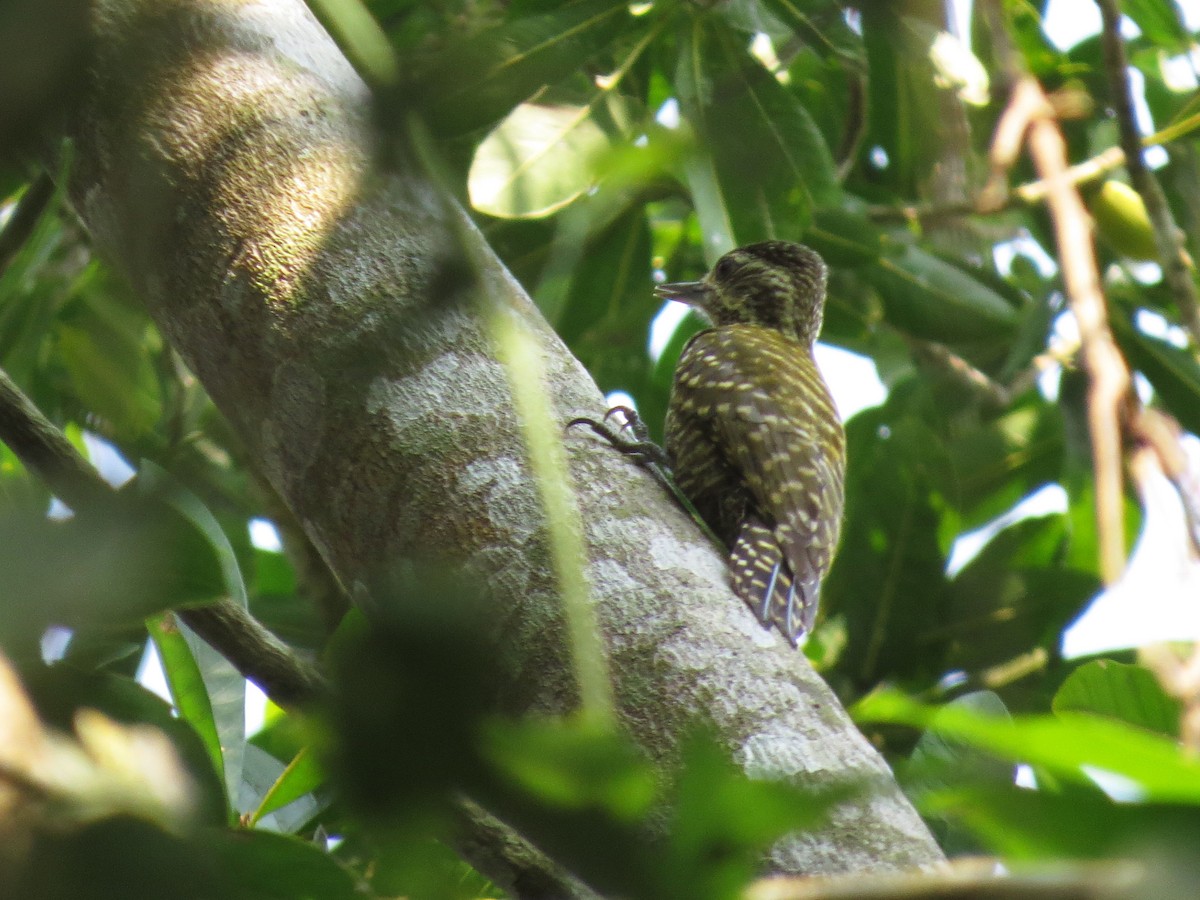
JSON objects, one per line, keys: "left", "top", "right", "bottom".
{"left": 1140, "top": 635, "right": 1200, "bottom": 754}
{"left": 1024, "top": 84, "right": 1133, "bottom": 585}
{"left": 0, "top": 367, "right": 324, "bottom": 708}
{"left": 980, "top": 0, "right": 1134, "bottom": 584}
{"left": 1097, "top": 0, "right": 1200, "bottom": 347}
{"left": 905, "top": 336, "right": 1063, "bottom": 409}
{"left": 867, "top": 147, "right": 1126, "bottom": 224}
{"left": 0, "top": 369, "right": 115, "bottom": 511}
{"left": 1090, "top": 0, "right": 1200, "bottom": 745}
{"left": 1014, "top": 147, "right": 1126, "bottom": 207}
{"left": 1130, "top": 407, "right": 1200, "bottom": 556}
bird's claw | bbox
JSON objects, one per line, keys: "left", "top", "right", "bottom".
{"left": 567, "top": 407, "right": 668, "bottom": 467}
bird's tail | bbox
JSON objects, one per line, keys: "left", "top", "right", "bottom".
{"left": 730, "top": 518, "right": 817, "bottom": 646}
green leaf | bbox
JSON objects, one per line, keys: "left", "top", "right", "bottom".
{"left": 16, "top": 817, "right": 358, "bottom": 897}
{"left": 134, "top": 462, "right": 248, "bottom": 607}
{"left": 676, "top": 16, "right": 839, "bottom": 251}
{"left": 860, "top": 6, "right": 944, "bottom": 194}
{"left": 248, "top": 548, "right": 327, "bottom": 651}
{"left": 903, "top": 692, "right": 1016, "bottom": 855}
{"left": 414, "top": 0, "right": 632, "bottom": 137}
{"left": 136, "top": 463, "right": 248, "bottom": 806}
{"left": 148, "top": 612, "right": 225, "bottom": 795}
{"left": 326, "top": 580, "right": 504, "bottom": 823}
{"left": 0, "top": 496, "right": 225, "bottom": 651}
{"left": 551, "top": 206, "right": 659, "bottom": 426}
{"left": 186, "top": 627, "right": 246, "bottom": 813}
{"left": 554, "top": 207, "right": 652, "bottom": 340}
{"left": 55, "top": 303, "right": 162, "bottom": 438}
{"left": 862, "top": 245, "right": 1020, "bottom": 343}
{"left": 251, "top": 546, "right": 296, "bottom": 597}
{"left": 1123, "top": 0, "right": 1190, "bottom": 51}
{"left": 664, "top": 735, "right": 840, "bottom": 900}
{"left": 823, "top": 397, "right": 951, "bottom": 688}
{"left": 200, "top": 829, "right": 363, "bottom": 900}
{"left": 679, "top": 148, "right": 738, "bottom": 260}
{"left": 904, "top": 692, "right": 1014, "bottom": 789}
{"left": 20, "top": 817, "right": 220, "bottom": 897}
{"left": 855, "top": 689, "right": 1200, "bottom": 803}
{"left": 1059, "top": 463, "right": 1144, "bottom": 581}
{"left": 247, "top": 746, "right": 326, "bottom": 827}
{"left": 1053, "top": 660, "right": 1182, "bottom": 738}
{"left": 469, "top": 102, "right": 614, "bottom": 218}
{"left": 760, "top": 0, "right": 865, "bottom": 63}
{"left": 332, "top": 826, "right": 497, "bottom": 899}
{"left": 923, "top": 781, "right": 1200, "bottom": 860}
{"left": 945, "top": 517, "right": 1097, "bottom": 677}
{"left": 941, "top": 397, "right": 1064, "bottom": 530}
{"left": 804, "top": 207, "right": 886, "bottom": 266}
{"left": 0, "top": 186, "right": 72, "bottom": 377}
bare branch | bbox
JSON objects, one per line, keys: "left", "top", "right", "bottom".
{"left": 1023, "top": 83, "right": 1133, "bottom": 585}
{"left": 979, "top": 0, "right": 1133, "bottom": 584}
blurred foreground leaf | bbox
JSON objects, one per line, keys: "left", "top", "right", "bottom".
{"left": 855, "top": 689, "right": 1200, "bottom": 803}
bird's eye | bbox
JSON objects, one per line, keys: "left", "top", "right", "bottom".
{"left": 714, "top": 256, "right": 740, "bottom": 280}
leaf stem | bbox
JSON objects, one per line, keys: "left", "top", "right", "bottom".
{"left": 490, "top": 309, "right": 616, "bottom": 724}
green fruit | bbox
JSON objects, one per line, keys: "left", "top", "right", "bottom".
{"left": 1091, "top": 180, "right": 1159, "bottom": 261}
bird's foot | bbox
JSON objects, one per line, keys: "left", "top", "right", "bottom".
{"left": 568, "top": 407, "right": 723, "bottom": 549}
{"left": 566, "top": 406, "right": 669, "bottom": 467}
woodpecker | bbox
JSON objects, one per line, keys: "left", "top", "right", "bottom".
{"left": 657, "top": 241, "right": 845, "bottom": 645}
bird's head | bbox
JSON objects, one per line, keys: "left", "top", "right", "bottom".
{"left": 655, "top": 241, "right": 828, "bottom": 346}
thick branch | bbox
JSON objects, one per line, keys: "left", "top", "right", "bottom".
{"left": 68, "top": 0, "right": 942, "bottom": 887}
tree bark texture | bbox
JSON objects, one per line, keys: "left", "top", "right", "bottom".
{"left": 69, "top": 0, "right": 943, "bottom": 881}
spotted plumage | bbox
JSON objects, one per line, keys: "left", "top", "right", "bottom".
{"left": 658, "top": 242, "right": 845, "bottom": 645}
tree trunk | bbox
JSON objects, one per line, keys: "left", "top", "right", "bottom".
{"left": 69, "top": 0, "right": 943, "bottom": 886}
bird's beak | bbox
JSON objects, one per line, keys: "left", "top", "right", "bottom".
{"left": 654, "top": 280, "right": 709, "bottom": 306}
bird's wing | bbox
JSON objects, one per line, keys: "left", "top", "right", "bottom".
{"left": 665, "top": 331, "right": 750, "bottom": 539}
{"left": 668, "top": 328, "right": 844, "bottom": 641}
{"left": 713, "top": 332, "right": 845, "bottom": 640}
